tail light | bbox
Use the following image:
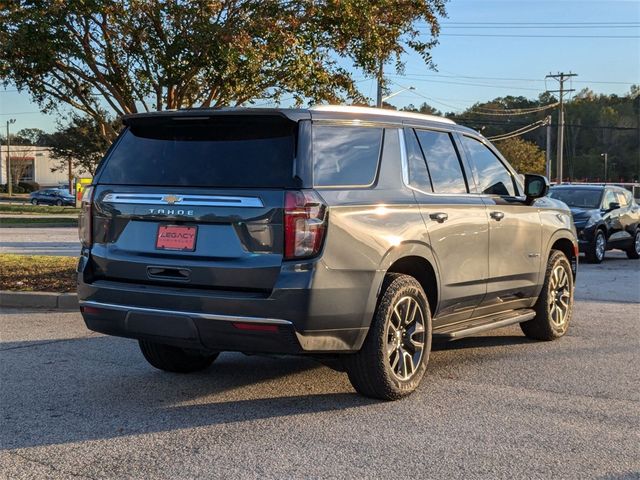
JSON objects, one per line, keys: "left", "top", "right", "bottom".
{"left": 78, "top": 186, "right": 94, "bottom": 248}
{"left": 284, "top": 190, "right": 327, "bottom": 260}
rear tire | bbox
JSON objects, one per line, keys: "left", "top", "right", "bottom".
{"left": 520, "top": 250, "right": 574, "bottom": 341}
{"left": 626, "top": 229, "right": 640, "bottom": 259}
{"left": 139, "top": 340, "right": 219, "bottom": 373}
{"left": 344, "top": 273, "right": 432, "bottom": 401}
{"left": 585, "top": 229, "right": 606, "bottom": 263}
{"left": 31, "top": 199, "right": 38, "bottom": 205}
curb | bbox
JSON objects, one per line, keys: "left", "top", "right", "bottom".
{"left": 0, "top": 291, "right": 78, "bottom": 310}
{"left": 0, "top": 223, "right": 78, "bottom": 229}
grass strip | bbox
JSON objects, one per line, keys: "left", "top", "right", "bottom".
{"left": 0, "top": 254, "right": 77, "bottom": 292}
{"left": 0, "top": 204, "right": 80, "bottom": 215}
{"left": 1, "top": 217, "right": 78, "bottom": 227}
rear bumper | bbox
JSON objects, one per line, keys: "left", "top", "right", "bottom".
{"left": 77, "top": 255, "right": 376, "bottom": 354}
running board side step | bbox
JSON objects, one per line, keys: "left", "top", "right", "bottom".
{"left": 433, "top": 309, "right": 536, "bottom": 340}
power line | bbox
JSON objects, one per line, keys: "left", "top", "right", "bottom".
{"left": 487, "top": 119, "right": 549, "bottom": 141}
{"left": 437, "top": 22, "right": 640, "bottom": 25}
{"left": 469, "top": 103, "right": 559, "bottom": 116}
{"left": 454, "top": 118, "right": 637, "bottom": 131}
{"left": 398, "top": 72, "right": 637, "bottom": 86}
{"left": 438, "top": 33, "right": 640, "bottom": 39}
{"left": 385, "top": 74, "right": 543, "bottom": 92}
{"left": 0, "top": 111, "right": 42, "bottom": 115}
{"left": 440, "top": 25, "right": 639, "bottom": 29}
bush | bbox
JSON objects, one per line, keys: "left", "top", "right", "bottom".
{"left": 18, "top": 181, "right": 39, "bottom": 192}
{"left": 0, "top": 182, "right": 40, "bottom": 193}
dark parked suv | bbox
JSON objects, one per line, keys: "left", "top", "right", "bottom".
{"left": 78, "top": 106, "right": 578, "bottom": 400}
{"left": 548, "top": 184, "right": 640, "bottom": 263}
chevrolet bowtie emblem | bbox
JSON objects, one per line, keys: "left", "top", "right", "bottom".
{"left": 162, "top": 195, "right": 181, "bottom": 205}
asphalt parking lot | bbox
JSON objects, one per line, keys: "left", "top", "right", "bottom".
{"left": 0, "top": 227, "right": 79, "bottom": 257}
{"left": 1, "top": 255, "right": 639, "bottom": 479}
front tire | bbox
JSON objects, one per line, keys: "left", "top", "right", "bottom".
{"left": 344, "top": 273, "right": 432, "bottom": 401}
{"left": 585, "top": 229, "right": 606, "bottom": 263}
{"left": 521, "top": 250, "right": 574, "bottom": 341}
{"left": 31, "top": 199, "right": 38, "bottom": 205}
{"left": 626, "top": 229, "right": 640, "bottom": 259}
{"left": 139, "top": 340, "right": 219, "bottom": 373}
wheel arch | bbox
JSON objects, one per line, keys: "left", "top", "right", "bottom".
{"left": 548, "top": 233, "right": 578, "bottom": 279}
{"left": 367, "top": 242, "right": 440, "bottom": 318}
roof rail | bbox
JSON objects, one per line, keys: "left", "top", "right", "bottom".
{"left": 309, "top": 105, "right": 456, "bottom": 125}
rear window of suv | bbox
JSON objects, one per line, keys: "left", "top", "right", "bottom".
{"left": 97, "top": 116, "right": 297, "bottom": 188}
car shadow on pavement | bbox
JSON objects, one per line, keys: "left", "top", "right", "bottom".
{"left": 0, "top": 336, "right": 377, "bottom": 450}
{"left": 1, "top": 329, "right": 535, "bottom": 451}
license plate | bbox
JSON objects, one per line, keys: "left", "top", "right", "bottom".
{"left": 156, "top": 225, "right": 197, "bottom": 251}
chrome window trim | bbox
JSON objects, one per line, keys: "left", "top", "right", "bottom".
{"left": 80, "top": 301, "right": 292, "bottom": 325}
{"left": 101, "top": 193, "right": 264, "bottom": 208}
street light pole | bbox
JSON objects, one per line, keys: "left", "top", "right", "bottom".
{"left": 601, "top": 153, "right": 608, "bottom": 183}
{"left": 6, "top": 119, "right": 16, "bottom": 196}
{"left": 382, "top": 86, "right": 415, "bottom": 102}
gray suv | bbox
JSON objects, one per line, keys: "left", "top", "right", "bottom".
{"left": 78, "top": 106, "right": 578, "bottom": 400}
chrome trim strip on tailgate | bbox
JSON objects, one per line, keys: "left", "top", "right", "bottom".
{"left": 102, "top": 193, "right": 264, "bottom": 208}
{"left": 79, "top": 301, "right": 292, "bottom": 325}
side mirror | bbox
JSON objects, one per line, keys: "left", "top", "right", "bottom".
{"left": 524, "top": 174, "right": 549, "bottom": 203}
{"left": 607, "top": 202, "right": 620, "bottom": 211}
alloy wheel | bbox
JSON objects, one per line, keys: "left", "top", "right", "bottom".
{"left": 595, "top": 233, "right": 606, "bottom": 261}
{"left": 386, "top": 296, "right": 426, "bottom": 381}
{"left": 548, "top": 264, "right": 571, "bottom": 328}
{"left": 635, "top": 232, "right": 640, "bottom": 255}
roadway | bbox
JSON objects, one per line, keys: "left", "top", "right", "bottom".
{"left": 1, "top": 257, "right": 639, "bottom": 478}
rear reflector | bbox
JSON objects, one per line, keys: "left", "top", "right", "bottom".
{"left": 232, "top": 322, "right": 279, "bottom": 332}
{"left": 81, "top": 306, "right": 102, "bottom": 315}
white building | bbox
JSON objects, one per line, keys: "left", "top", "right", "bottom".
{"left": 0, "top": 145, "right": 88, "bottom": 188}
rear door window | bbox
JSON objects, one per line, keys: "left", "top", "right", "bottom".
{"left": 415, "top": 129, "right": 468, "bottom": 194}
{"left": 313, "top": 126, "right": 383, "bottom": 187}
{"left": 97, "top": 116, "right": 297, "bottom": 188}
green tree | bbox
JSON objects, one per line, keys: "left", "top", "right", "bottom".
{"left": 402, "top": 102, "right": 442, "bottom": 116}
{"left": 48, "top": 115, "right": 115, "bottom": 176}
{"left": 1, "top": 0, "right": 447, "bottom": 140}
{"left": 494, "top": 137, "right": 546, "bottom": 175}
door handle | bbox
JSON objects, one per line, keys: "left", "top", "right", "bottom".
{"left": 429, "top": 212, "right": 448, "bottom": 223}
{"left": 490, "top": 211, "right": 505, "bottom": 221}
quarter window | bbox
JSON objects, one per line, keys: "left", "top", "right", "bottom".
{"left": 404, "top": 128, "right": 432, "bottom": 192}
{"left": 313, "top": 126, "right": 383, "bottom": 187}
{"left": 415, "top": 130, "right": 467, "bottom": 194}
{"left": 462, "top": 136, "right": 516, "bottom": 196}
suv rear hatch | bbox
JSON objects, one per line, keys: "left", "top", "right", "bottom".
{"left": 85, "top": 113, "right": 306, "bottom": 293}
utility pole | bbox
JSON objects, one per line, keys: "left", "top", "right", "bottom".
{"left": 601, "top": 152, "right": 608, "bottom": 182}
{"left": 545, "top": 115, "right": 552, "bottom": 180}
{"left": 545, "top": 72, "right": 577, "bottom": 184}
{"left": 6, "top": 119, "right": 16, "bottom": 196}
{"left": 376, "top": 60, "right": 383, "bottom": 108}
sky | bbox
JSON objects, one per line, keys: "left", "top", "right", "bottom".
{"left": 1, "top": 0, "right": 639, "bottom": 133}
